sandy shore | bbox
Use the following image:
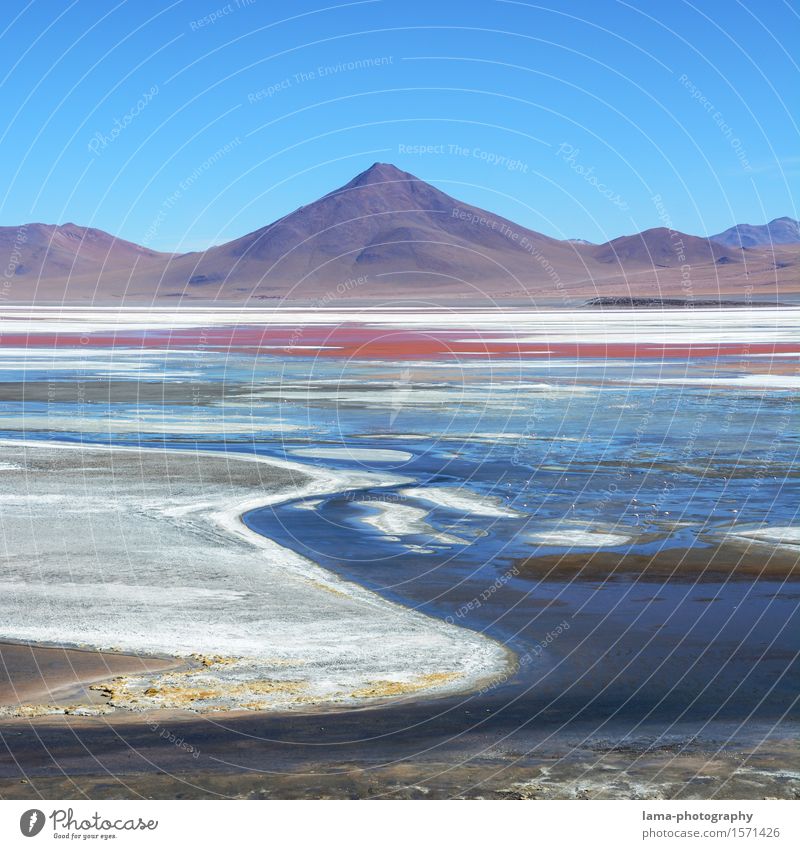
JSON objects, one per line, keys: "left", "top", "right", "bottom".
{"left": 0, "top": 642, "right": 181, "bottom": 714}
{"left": 1, "top": 710, "right": 796, "bottom": 800}
{"left": 514, "top": 543, "right": 800, "bottom": 579}
{"left": 3, "top": 746, "right": 793, "bottom": 801}
{"left": 0, "top": 439, "right": 511, "bottom": 717}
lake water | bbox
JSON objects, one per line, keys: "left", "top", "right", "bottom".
{"left": 1, "top": 307, "right": 798, "bottom": 758}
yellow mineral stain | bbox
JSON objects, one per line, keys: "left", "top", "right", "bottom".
{"left": 349, "top": 671, "right": 460, "bottom": 700}
{"left": 132, "top": 678, "right": 306, "bottom": 709}
{"left": 0, "top": 703, "right": 60, "bottom": 718}
{"left": 306, "top": 579, "right": 350, "bottom": 599}
{"left": 189, "top": 654, "right": 240, "bottom": 668}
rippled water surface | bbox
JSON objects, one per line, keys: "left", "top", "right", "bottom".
{"left": 1, "top": 308, "right": 798, "bottom": 747}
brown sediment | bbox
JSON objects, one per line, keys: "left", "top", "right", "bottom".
{"left": 1, "top": 738, "right": 797, "bottom": 800}
{"left": 512, "top": 543, "right": 800, "bottom": 581}
{"left": 84, "top": 658, "right": 308, "bottom": 712}
{"left": 0, "top": 702, "right": 116, "bottom": 718}
{"left": 134, "top": 680, "right": 305, "bottom": 710}
{"left": 103, "top": 668, "right": 470, "bottom": 712}
{"left": 189, "top": 654, "right": 240, "bottom": 668}
{"left": 349, "top": 672, "right": 459, "bottom": 699}
{"left": 306, "top": 578, "right": 351, "bottom": 598}
{"left": 0, "top": 641, "right": 183, "bottom": 709}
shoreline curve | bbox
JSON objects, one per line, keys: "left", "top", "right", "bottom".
{"left": 0, "top": 437, "right": 513, "bottom": 718}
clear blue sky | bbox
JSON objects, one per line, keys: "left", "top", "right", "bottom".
{"left": 0, "top": 0, "right": 797, "bottom": 250}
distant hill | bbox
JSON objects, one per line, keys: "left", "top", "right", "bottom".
{"left": 0, "top": 223, "right": 168, "bottom": 301}
{"left": 593, "top": 227, "right": 737, "bottom": 267}
{"left": 2, "top": 164, "right": 798, "bottom": 303}
{"left": 711, "top": 217, "right": 800, "bottom": 248}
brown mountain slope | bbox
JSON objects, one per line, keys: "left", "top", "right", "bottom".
{"left": 591, "top": 227, "right": 740, "bottom": 267}
{"left": 145, "top": 162, "right": 594, "bottom": 300}
{"left": 711, "top": 217, "right": 800, "bottom": 248}
{"left": 4, "top": 164, "right": 797, "bottom": 303}
{"left": 0, "top": 222, "right": 169, "bottom": 300}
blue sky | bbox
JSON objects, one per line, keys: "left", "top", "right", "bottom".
{"left": 0, "top": 0, "right": 797, "bottom": 250}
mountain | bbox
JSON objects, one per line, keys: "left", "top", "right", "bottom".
{"left": 2, "top": 164, "right": 798, "bottom": 303}
{"left": 0, "top": 222, "right": 169, "bottom": 302}
{"left": 147, "top": 162, "right": 590, "bottom": 300}
{"left": 711, "top": 217, "right": 800, "bottom": 248}
{"left": 593, "top": 227, "right": 736, "bottom": 267}
{"left": 0, "top": 222, "right": 167, "bottom": 279}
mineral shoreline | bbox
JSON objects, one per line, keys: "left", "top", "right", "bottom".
{"left": 0, "top": 439, "right": 512, "bottom": 718}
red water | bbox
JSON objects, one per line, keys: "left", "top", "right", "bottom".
{"left": 1, "top": 323, "right": 797, "bottom": 360}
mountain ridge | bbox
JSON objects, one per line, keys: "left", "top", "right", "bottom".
{"left": 1, "top": 163, "right": 796, "bottom": 302}
{"left": 710, "top": 217, "right": 800, "bottom": 249}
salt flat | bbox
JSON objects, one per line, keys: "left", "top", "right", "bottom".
{"left": 0, "top": 440, "right": 509, "bottom": 716}
{"left": 2, "top": 305, "right": 800, "bottom": 344}
{"left": 400, "top": 486, "right": 524, "bottom": 518}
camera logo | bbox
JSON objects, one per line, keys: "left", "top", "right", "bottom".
{"left": 19, "top": 809, "right": 46, "bottom": 837}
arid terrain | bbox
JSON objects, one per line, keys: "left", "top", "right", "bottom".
{"left": 3, "top": 164, "right": 798, "bottom": 304}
